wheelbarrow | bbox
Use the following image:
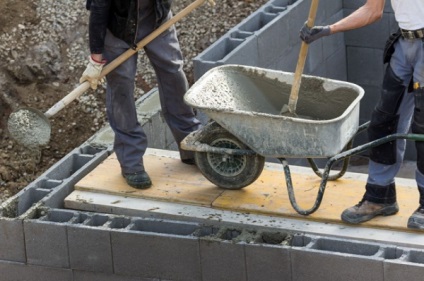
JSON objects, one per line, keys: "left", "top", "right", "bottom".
{"left": 181, "top": 64, "right": 424, "bottom": 215}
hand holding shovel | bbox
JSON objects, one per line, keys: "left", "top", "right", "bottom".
{"left": 8, "top": 0, "right": 213, "bottom": 148}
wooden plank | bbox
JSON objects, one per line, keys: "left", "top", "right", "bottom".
{"left": 74, "top": 151, "right": 418, "bottom": 231}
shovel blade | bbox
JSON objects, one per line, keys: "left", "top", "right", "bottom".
{"left": 7, "top": 108, "right": 51, "bottom": 148}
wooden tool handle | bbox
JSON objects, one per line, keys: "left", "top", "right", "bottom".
{"left": 45, "top": 0, "right": 208, "bottom": 118}
{"left": 287, "top": 0, "right": 320, "bottom": 114}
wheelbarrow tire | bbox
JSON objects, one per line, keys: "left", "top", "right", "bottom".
{"left": 194, "top": 125, "right": 265, "bottom": 190}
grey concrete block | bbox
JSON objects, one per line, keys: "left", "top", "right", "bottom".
{"left": 24, "top": 219, "right": 70, "bottom": 268}
{"left": 0, "top": 260, "right": 72, "bottom": 281}
{"left": 325, "top": 47, "right": 347, "bottom": 81}
{"left": 257, "top": 14, "right": 291, "bottom": 67}
{"left": 343, "top": 0, "right": 393, "bottom": 13}
{"left": 384, "top": 250, "right": 424, "bottom": 281}
{"left": 0, "top": 219, "right": 26, "bottom": 262}
{"left": 322, "top": 10, "right": 345, "bottom": 60}
{"left": 344, "top": 10, "right": 391, "bottom": 49}
{"left": 291, "top": 237, "right": 384, "bottom": 281}
{"left": 68, "top": 225, "right": 113, "bottom": 273}
{"left": 199, "top": 227, "right": 247, "bottom": 281}
{"left": 346, "top": 46, "right": 385, "bottom": 86}
{"left": 320, "top": 0, "right": 342, "bottom": 21}
{"left": 245, "top": 243, "right": 291, "bottom": 281}
{"left": 224, "top": 37, "right": 259, "bottom": 67}
{"left": 112, "top": 231, "right": 201, "bottom": 280}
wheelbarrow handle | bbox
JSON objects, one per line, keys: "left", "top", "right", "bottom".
{"left": 44, "top": 0, "right": 210, "bottom": 118}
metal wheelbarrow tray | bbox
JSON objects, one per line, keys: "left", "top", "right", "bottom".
{"left": 182, "top": 64, "right": 367, "bottom": 215}
{"left": 184, "top": 65, "right": 364, "bottom": 158}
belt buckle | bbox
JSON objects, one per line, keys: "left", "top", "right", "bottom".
{"left": 405, "top": 30, "right": 415, "bottom": 39}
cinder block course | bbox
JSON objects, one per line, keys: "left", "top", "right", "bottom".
{"left": 111, "top": 230, "right": 201, "bottom": 280}
{"left": 291, "top": 236, "right": 385, "bottom": 281}
{"left": 0, "top": 219, "right": 26, "bottom": 262}
{"left": 245, "top": 242, "right": 291, "bottom": 281}
{"left": 24, "top": 217, "right": 70, "bottom": 268}
{"left": 67, "top": 225, "right": 113, "bottom": 273}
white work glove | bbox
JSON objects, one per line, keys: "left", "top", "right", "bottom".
{"left": 79, "top": 55, "right": 106, "bottom": 90}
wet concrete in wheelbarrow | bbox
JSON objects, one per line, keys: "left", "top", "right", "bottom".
{"left": 186, "top": 66, "right": 360, "bottom": 121}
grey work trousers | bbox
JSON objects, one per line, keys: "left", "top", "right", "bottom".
{"left": 366, "top": 37, "right": 424, "bottom": 205}
{"left": 103, "top": 3, "right": 201, "bottom": 174}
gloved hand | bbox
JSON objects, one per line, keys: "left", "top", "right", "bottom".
{"left": 299, "top": 22, "right": 331, "bottom": 44}
{"left": 79, "top": 55, "right": 106, "bottom": 90}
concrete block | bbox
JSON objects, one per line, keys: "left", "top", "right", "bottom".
{"left": 67, "top": 225, "right": 113, "bottom": 273}
{"left": 322, "top": 10, "right": 345, "bottom": 60}
{"left": 0, "top": 260, "right": 72, "bottom": 281}
{"left": 24, "top": 215, "right": 71, "bottom": 268}
{"left": 344, "top": 10, "right": 391, "bottom": 49}
{"left": 384, "top": 249, "right": 424, "bottom": 281}
{"left": 343, "top": 0, "right": 393, "bottom": 13}
{"left": 0, "top": 218, "right": 26, "bottom": 262}
{"left": 325, "top": 47, "right": 347, "bottom": 81}
{"left": 291, "top": 237, "right": 384, "bottom": 281}
{"left": 257, "top": 13, "right": 291, "bottom": 67}
{"left": 346, "top": 46, "right": 385, "bottom": 86}
{"left": 199, "top": 227, "right": 247, "bottom": 281}
{"left": 112, "top": 231, "right": 201, "bottom": 280}
{"left": 245, "top": 230, "right": 292, "bottom": 281}
{"left": 224, "top": 37, "right": 259, "bottom": 67}
{"left": 320, "top": 0, "right": 342, "bottom": 21}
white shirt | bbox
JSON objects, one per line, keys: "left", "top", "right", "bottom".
{"left": 391, "top": 0, "right": 424, "bottom": 30}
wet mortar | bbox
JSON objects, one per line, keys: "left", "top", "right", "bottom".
{"left": 7, "top": 108, "right": 51, "bottom": 148}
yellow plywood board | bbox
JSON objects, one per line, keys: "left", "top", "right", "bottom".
{"left": 75, "top": 153, "right": 419, "bottom": 231}
{"left": 75, "top": 154, "right": 224, "bottom": 206}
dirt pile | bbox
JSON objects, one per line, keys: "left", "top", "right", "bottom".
{"left": 0, "top": 0, "right": 268, "bottom": 201}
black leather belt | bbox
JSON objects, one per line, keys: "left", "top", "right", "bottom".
{"left": 400, "top": 28, "right": 424, "bottom": 40}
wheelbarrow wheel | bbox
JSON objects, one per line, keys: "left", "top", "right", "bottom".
{"left": 194, "top": 125, "right": 265, "bottom": 190}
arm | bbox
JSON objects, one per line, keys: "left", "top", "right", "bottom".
{"left": 300, "top": 0, "right": 386, "bottom": 44}
{"left": 329, "top": 0, "right": 385, "bottom": 34}
{"left": 88, "top": 0, "right": 112, "bottom": 60}
{"left": 80, "top": 0, "right": 111, "bottom": 89}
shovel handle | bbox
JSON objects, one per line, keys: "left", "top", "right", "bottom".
{"left": 287, "top": 0, "right": 319, "bottom": 114}
{"left": 45, "top": 0, "right": 208, "bottom": 118}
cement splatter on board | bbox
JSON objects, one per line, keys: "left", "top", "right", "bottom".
{"left": 7, "top": 108, "right": 51, "bottom": 148}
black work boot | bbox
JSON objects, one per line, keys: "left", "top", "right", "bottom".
{"left": 341, "top": 200, "right": 399, "bottom": 224}
{"left": 122, "top": 171, "right": 152, "bottom": 189}
{"left": 407, "top": 206, "right": 424, "bottom": 229}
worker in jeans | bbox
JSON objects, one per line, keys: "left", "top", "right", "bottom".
{"left": 300, "top": 0, "right": 424, "bottom": 229}
{"left": 80, "top": 0, "right": 201, "bottom": 189}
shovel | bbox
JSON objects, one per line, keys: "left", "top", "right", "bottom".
{"left": 7, "top": 0, "right": 212, "bottom": 148}
{"left": 280, "top": 0, "right": 319, "bottom": 116}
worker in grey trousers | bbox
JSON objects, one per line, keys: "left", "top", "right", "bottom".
{"left": 300, "top": 0, "right": 424, "bottom": 229}
{"left": 80, "top": 0, "right": 201, "bottom": 189}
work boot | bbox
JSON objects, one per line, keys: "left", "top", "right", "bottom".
{"left": 341, "top": 200, "right": 399, "bottom": 224}
{"left": 407, "top": 206, "right": 424, "bottom": 229}
{"left": 122, "top": 171, "right": 152, "bottom": 189}
{"left": 181, "top": 158, "right": 196, "bottom": 165}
